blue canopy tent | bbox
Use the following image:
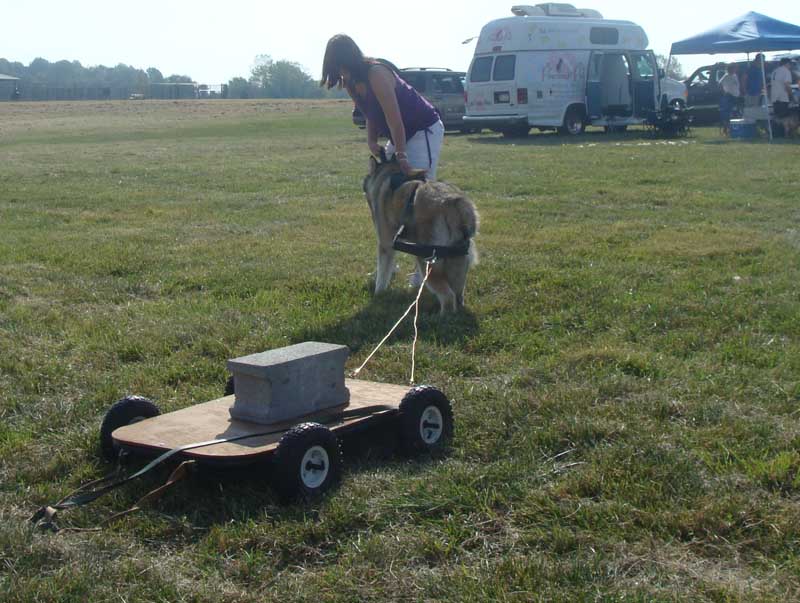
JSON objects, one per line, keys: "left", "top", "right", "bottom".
{"left": 669, "top": 12, "right": 800, "bottom": 139}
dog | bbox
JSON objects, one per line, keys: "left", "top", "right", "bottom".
{"left": 362, "top": 154, "right": 479, "bottom": 314}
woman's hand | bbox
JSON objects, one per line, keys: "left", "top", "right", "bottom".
{"left": 368, "top": 140, "right": 383, "bottom": 157}
{"left": 397, "top": 156, "right": 413, "bottom": 175}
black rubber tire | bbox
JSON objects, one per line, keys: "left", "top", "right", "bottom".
{"left": 100, "top": 395, "right": 160, "bottom": 461}
{"left": 271, "top": 422, "right": 343, "bottom": 502}
{"left": 559, "top": 106, "right": 586, "bottom": 135}
{"left": 224, "top": 375, "right": 235, "bottom": 396}
{"left": 397, "top": 385, "right": 454, "bottom": 455}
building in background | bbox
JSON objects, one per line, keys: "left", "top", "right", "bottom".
{"left": 0, "top": 73, "right": 20, "bottom": 100}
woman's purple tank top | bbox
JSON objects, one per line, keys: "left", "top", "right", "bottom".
{"left": 355, "top": 67, "right": 440, "bottom": 142}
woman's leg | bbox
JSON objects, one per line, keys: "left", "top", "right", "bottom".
{"left": 385, "top": 120, "right": 445, "bottom": 180}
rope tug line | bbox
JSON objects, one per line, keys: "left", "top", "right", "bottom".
{"left": 352, "top": 259, "right": 434, "bottom": 384}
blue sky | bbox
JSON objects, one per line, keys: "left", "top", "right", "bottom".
{"left": 4, "top": 1, "right": 799, "bottom": 82}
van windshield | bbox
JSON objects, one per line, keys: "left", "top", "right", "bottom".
{"left": 470, "top": 57, "right": 493, "bottom": 83}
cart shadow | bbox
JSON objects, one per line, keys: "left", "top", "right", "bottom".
{"left": 138, "top": 426, "right": 446, "bottom": 530}
{"left": 294, "top": 286, "right": 480, "bottom": 354}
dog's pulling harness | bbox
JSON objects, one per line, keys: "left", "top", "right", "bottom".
{"left": 389, "top": 173, "right": 471, "bottom": 260}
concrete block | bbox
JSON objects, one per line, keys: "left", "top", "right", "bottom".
{"left": 227, "top": 342, "right": 350, "bottom": 424}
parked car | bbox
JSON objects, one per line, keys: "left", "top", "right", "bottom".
{"left": 352, "top": 67, "right": 472, "bottom": 132}
{"left": 685, "top": 55, "right": 800, "bottom": 124}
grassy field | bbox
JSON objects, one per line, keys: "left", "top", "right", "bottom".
{"left": 1, "top": 99, "right": 799, "bottom": 602}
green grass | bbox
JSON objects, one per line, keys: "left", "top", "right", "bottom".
{"left": 1, "top": 98, "right": 799, "bottom": 601}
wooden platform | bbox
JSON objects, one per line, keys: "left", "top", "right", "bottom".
{"left": 112, "top": 379, "right": 409, "bottom": 462}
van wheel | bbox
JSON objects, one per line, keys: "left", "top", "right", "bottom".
{"left": 559, "top": 107, "right": 586, "bottom": 135}
{"left": 501, "top": 125, "right": 530, "bottom": 138}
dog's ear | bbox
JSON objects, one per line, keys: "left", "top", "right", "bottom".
{"left": 368, "top": 155, "right": 379, "bottom": 175}
{"left": 379, "top": 148, "right": 388, "bottom": 164}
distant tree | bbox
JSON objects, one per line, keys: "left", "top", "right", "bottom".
{"left": 656, "top": 54, "right": 685, "bottom": 80}
{"left": 249, "top": 54, "right": 273, "bottom": 92}
{"left": 28, "top": 57, "right": 51, "bottom": 82}
{"left": 227, "top": 76, "right": 252, "bottom": 99}
{"left": 165, "top": 74, "right": 193, "bottom": 83}
{"left": 248, "top": 55, "right": 325, "bottom": 99}
{"left": 267, "top": 60, "right": 322, "bottom": 98}
{"left": 147, "top": 67, "right": 164, "bottom": 83}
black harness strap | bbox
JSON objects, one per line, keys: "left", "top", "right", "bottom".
{"left": 390, "top": 182, "right": 472, "bottom": 259}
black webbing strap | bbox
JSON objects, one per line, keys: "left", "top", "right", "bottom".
{"left": 392, "top": 234, "right": 471, "bottom": 259}
{"left": 30, "top": 403, "right": 393, "bottom": 524}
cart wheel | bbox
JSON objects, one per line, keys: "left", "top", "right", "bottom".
{"left": 272, "top": 422, "right": 342, "bottom": 502}
{"left": 224, "top": 375, "right": 235, "bottom": 396}
{"left": 398, "top": 385, "right": 454, "bottom": 455}
{"left": 100, "top": 395, "right": 160, "bottom": 461}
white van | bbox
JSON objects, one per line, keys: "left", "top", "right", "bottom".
{"left": 464, "top": 4, "right": 684, "bottom": 136}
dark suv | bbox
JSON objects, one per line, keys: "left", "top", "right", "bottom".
{"left": 685, "top": 55, "right": 799, "bottom": 124}
{"left": 352, "top": 67, "right": 470, "bottom": 132}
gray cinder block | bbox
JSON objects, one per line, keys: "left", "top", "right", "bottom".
{"left": 227, "top": 342, "right": 350, "bottom": 424}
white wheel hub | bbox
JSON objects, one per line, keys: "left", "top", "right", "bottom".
{"left": 419, "top": 405, "right": 444, "bottom": 444}
{"left": 301, "top": 445, "right": 330, "bottom": 489}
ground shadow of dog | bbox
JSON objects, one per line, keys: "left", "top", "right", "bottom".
{"left": 294, "top": 285, "right": 480, "bottom": 354}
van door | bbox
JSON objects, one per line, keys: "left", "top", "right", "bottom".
{"left": 586, "top": 52, "right": 604, "bottom": 119}
{"left": 466, "top": 54, "right": 519, "bottom": 118}
{"left": 630, "top": 51, "right": 660, "bottom": 116}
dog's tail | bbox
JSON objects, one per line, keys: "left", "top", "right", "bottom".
{"left": 467, "top": 238, "right": 479, "bottom": 266}
{"left": 452, "top": 197, "right": 479, "bottom": 266}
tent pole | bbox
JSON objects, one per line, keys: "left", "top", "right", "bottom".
{"left": 759, "top": 54, "right": 773, "bottom": 141}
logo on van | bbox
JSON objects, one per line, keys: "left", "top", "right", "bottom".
{"left": 489, "top": 27, "right": 512, "bottom": 43}
{"left": 541, "top": 53, "right": 585, "bottom": 83}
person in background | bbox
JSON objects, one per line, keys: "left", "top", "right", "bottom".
{"left": 744, "top": 54, "right": 765, "bottom": 107}
{"left": 770, "top": 57, "right": 794, "bottom": 120}
{"left": 320, "top": 34, "right": 444, "bottom": 180}
{"left": 718, "top": 63, "right": 741, "bottom": 135}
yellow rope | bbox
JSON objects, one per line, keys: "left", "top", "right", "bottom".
{"left": 352, "top": 260, "right": 433, "bottom": 383}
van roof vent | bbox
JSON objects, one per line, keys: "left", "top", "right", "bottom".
{"left": 511, "top": 4, "right": 603, "bottom": 18}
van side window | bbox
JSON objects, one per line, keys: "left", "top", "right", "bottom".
{"left": 470, "top": 57, "right": 493, "bottom": 83}
{"left": 632, "top": 54, "right": 655, "bottom": 79}
{"left": 493, "top": 56, "right": 516, "bottom": 81}
{"left": 590, "top": 27, "right": 619, "bottom": 45}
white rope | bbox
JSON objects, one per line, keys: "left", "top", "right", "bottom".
{"left": 352, "top": 260, "right": 434, "bottom": 383}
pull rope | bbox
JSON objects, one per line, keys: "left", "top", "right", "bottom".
{"left": 353, "top": 259, "right": 434, "bottom": 384}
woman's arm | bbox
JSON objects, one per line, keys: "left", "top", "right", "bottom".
{"left": 366, "top": 118, "right": 382, "bottom": 156}
{"left": 368, "top": 65, "right": 412, "bottom": 173}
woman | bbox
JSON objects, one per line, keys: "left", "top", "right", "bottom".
{"left": 321, "top": 34, "right": 444, "bottom": 179}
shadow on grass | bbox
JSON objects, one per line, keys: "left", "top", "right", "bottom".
{"left": 295, "top": 285, "right": 480, "bottom": 354}
{"left": 112, "top": 422, "right": 446, "bottom": 532}
{"left": 468, "top": 128, "right": 654, "bottom": 147}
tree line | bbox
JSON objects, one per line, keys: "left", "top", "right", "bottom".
{"left": 0, "top": 55, "right": 343, "bottom": 100}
